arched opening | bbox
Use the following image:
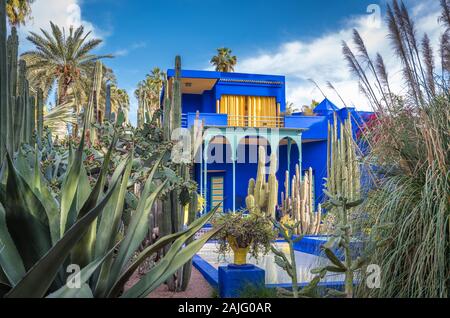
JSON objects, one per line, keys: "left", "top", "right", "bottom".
{"left": 277, "top": 137, "right": 301, "bottom": 203}
{"left": 234, "top": 135, "right": 273, "bottom": 210}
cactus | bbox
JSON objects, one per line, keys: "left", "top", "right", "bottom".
{"left": 85, "top": 60, "right": 103, "bottom": 143}
{"left": 36, "top": 89, "right": 44, "bottom": 139}
{"left": 158, "top": 55, "right": 196, "bottom": 292}
{"left": 326, "top": 112, "right": 360, "bottom": 202}
{"left": 245, "top": 146, "right": 278, "bottom": 219}
{"left": 312, "top": 112, "right": 364, "bottom": 298}
{"left": 0, "top": 0, "right": 40, "bottom": 159}
{"left": 105, "top": 83, "right": 111, "bottom": 121}
{"left": 280, "top": 165, "right": 322, "bottom": 235}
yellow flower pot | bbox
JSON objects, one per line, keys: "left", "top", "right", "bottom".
{"left": 227, "top": 236, "right": 250, "bottom": 266}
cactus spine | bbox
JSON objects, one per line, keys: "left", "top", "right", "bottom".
{"left": 280, "top": 165, "right": 322, "bottom": 235}
{"left": 246, "top": 146, "right": 278, "bottom": 218}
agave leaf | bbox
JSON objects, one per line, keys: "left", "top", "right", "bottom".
{"left": 47, "top": 243, "right": 118, "bottom": 298}
{"left": 5, "top": 170, "right": 123, "bottom": 298}
{"left": 76, "top": 166, "right": 91, "bottom": 212}
{"left": 50, "top": 283, "right": 93, "bottom": 299}
{"left": 107, "top": 153, "right": 166, "bottom": 284}
{"left": 0, "top": 203, "right": 26, "bottom": 286}
{"left": 12, "top": 148, "right": 61, "bottom": 244}
{"left": 71, "top": 133, "right": 118, "bottom": 267}
{"left": 33, "top": 150, "right": 61, "bottom": 245}
{"left": 94, "top": 155, "right": 132, "bottom": 259}
{"left": 122, "top": 225, "right": 222, "bottom": 298}
{"left": 107, "top": 208, "right": 219, "bottom": 298}
{"left": 93, "top": 155, "right": 133, "bottom": 297}
{"left": 1, "top": 154, "right": 52, "bottom": 271}
{"left": 60, "top": 127, "right": 86, "bottom": 236}
{"left": 109, "top": 180, "right": 167, "bottom": 284}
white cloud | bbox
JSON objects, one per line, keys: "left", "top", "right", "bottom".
{"left": 235, "top": 1, "right": 443, "bottom": 112}
{"left": 17, "top": 0, "right": 106, "bottom": 52}
{"left": 113, "top": 41, "right": 147, "bottom": 57}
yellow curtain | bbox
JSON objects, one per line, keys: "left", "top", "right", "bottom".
{"left": 219, "top": 95, "right": 278, "bottom": 127}
{"left": 246, "top": 96, "right": 277, "bottom": 127}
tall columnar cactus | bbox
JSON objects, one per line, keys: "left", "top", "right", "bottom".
{"left": 280, "top": 165, "right": 322, "bottom": 235}
{"left": 105, "top": 83, "right": 111, "bottom": 121}
{"left": 159, "top": 56, "right": 195, "bottom": 292}
{"left": 326, "top": 113, "right": 360, "bottom": 202}
{"left": 36, "top": 89, "right": 44, "bottom": 139}
{"left": 162, "top": 73, "right": 171, "bottom": 140}
{"left": 0, "top": 0, "right": 39, "bottom": 158}
{"left": 314, "top": 112, "right": 364, "bottom": 298}
{"left": 246, "top": 146, "right": 279, "bottom": 219}
{"left": 86, "top": 61, "right": 103, "bottom": 143}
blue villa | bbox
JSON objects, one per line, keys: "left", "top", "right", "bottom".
{"left": 165, "top": 69, "right": 372, "bottom": 213}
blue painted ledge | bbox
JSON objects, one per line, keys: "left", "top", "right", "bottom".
{"left": 193, "top": 254, "right": 346, "bottom": 293}
{"left": 193, "top": 255, "right": 218, "bottom": 290}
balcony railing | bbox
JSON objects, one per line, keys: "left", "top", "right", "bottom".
{"left": 183, "top": 113, "right": 326, "bottom": 132}
{"left": 227, "top": 115, "right": 285, "bottom": 128}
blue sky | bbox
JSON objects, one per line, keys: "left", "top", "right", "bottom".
{"left": 17, "top": 0, "right": 443, "bottom": 125}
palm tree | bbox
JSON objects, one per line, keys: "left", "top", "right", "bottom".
{"left": 21, "top": 22, "right": 112, "bottom": 105}
{"left": 302, "top": 100, "right": 319, "bottom": 116}
{"left": 210, "top": 48, "right": 237, "bottom": 72}
{"left": 6, "top": 0, "right": 34, "bottom": 26}
{"left": 110, "top": 86, "right": 130, "bottom": 122}
{"left": 135, "top": 67, "right": 164, "bottom": 123}
{"left": 285, "top": 101, "right": 296, "bottom": 116}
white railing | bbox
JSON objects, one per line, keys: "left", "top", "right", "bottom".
{"left": 227, "top": 115, "right": 285, "bottom": 128}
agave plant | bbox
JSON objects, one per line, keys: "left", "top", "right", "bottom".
{"left": 0, "top": 106, "right": 221, "bottom": 298}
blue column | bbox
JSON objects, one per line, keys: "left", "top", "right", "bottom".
{"left": 232, "top": 134, "right": 236, "bottom": 212}
{"left": 204, "top": 141, "right": 209, "bottom": 212}
{"left": 232, "top": 160, "right": 236, "bottom": 212}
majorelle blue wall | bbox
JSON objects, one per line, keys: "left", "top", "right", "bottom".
{"left": 167, "top": 69, "right": 287, "bottom": 114}
{"left": 165, "top": 68, "right": 373, "bottom": 213}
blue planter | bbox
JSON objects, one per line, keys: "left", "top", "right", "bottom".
{"left": 218, "top": 264, "right": 265, "bottom": 298}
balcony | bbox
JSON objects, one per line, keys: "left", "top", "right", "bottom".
{"left": 182, "top": 113, "right": 328, "bottom": 139}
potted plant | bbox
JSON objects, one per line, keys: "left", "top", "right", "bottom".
{"left": 212, "top": 210, "right": 277, "bottom": 265}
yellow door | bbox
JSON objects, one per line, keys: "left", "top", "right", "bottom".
{"left": 211, "top": 176, "right": 224, "bottom": 213}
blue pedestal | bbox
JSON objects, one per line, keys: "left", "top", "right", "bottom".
{"left": 218, "top": 264, "right": 265, "bottom": 298}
